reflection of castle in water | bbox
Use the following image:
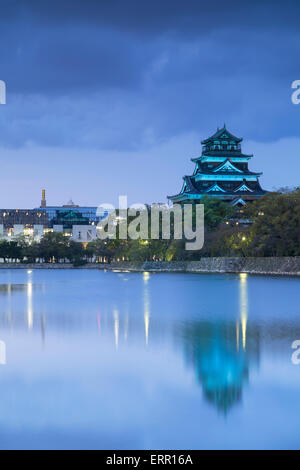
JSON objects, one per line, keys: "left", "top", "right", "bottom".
{"left": 1, "top": 270, "right": 300, "bottom": 414}
{"left": 180, "top": 274, "right": 260, "bottom": 413}
{"left": 181, "top": 320, "right": 260, "bottom": 413}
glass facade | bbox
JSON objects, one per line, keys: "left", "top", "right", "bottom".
{"left": 34, "top": 206, "right": 106, "bottom": 225}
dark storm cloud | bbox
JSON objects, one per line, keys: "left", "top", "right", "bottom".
{"left": 0, "top": 0, "right": 299, "bottom": 149}
{"left": 0, "top": 0, "right": 299, "bottom": 94}
{"left": 0, "top": 20, "right": 154, "bottom": 94}
{"left": 0, "top": 0, "right": 299, "bottom": 206}
{"left": 6, "top": 0, "right": 300, "bottom": 34}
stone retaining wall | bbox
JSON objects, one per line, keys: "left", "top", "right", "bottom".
{"left": 109, "top": 257, "right": 300, "bottom": 275}
{"left": 0, "top": 257, "right": 300, "bottom": 275}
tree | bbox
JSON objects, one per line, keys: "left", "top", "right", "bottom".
{"left": 38, "top": 232, "right": 70, "bottom": 262}
{"left": 23, "top": 242, "right": 40, "bottom": 263}
{"left": 244, "top": 190, "right": 300, "bottom": 256}
{"left": 68, "top": 241, "right": 84, "bottom": 262}
{"left": 0, "top": 240, "right": 22, "bottom": 262}
{"left": 200, "top": 196, "right": 233, "bottom": 231}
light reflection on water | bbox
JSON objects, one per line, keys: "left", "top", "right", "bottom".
{"left": 0, "top": 269, "right": 299, "bottom": 449}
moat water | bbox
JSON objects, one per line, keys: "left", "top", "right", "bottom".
{"left": 0, "top": 269, "right": 299, "bottom": 449}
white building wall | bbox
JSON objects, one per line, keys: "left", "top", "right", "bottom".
{"left": 53, "top": 225, "right": 63, "bottom": 232}
{"left": 13, "top": 224, "right": 24, "bottom": 236}
{"left": 33, "top": 224, "right": 44, "bottom": 240}
{"left": 71, "top": 225, "right": 97, "bottom": 243}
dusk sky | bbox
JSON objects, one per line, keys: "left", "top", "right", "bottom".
{"left": 0, "top": 0, "right": 300, "bottom": 208}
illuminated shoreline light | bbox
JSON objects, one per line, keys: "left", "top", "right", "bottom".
{"left": 113, "top": 309, "right": 119, "bottom": 350}
{"left": 239, "top": 272, "right": 248, "bottom": 350}
{"left": 143, "top": 273, "right": 150, "bottom": 345}
{"left": 27, "top": 281, "right": 33, "bottom": 330}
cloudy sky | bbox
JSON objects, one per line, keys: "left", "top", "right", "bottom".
{"left": 0, "top": 0, "right": 299, "bottom": 208}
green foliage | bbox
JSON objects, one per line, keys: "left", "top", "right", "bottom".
{"left": 38, "top": 232, "right": 70, "bottom": 262}
{"left": 73, "top": 257, "right": 87, "bottom": 267}
{"left": 200, "top": 196, "right": 233, "bottom": 231}
{"left": 23, "top": 242, "right": 40, "bottom": 263}
{"left": 165, "top": 240, "right": 184, "bottom": 261}
{"left": 244, "top": 189, "right": 300, "bottom": 256}
{"left": 0, "top": 240, "right": 22, "bottom": 262}
{"left": 0, "top": 193, "right": 298, "bottom": 263}
{"left": 199, "top": 189, "right": 300, "bottom": 258}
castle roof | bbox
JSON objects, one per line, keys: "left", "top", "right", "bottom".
{"left": 201, "top": 125, "right": 242, "bottom": 145}
{"left": 168, "top": 126, "right": 267, "bottom": 204}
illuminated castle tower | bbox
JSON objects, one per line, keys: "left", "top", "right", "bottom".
{"left": 168, "top": 126, "right": 267, "bottom": 207}
{"left": 40, "top": 189, "right": 46, "bottom": 208}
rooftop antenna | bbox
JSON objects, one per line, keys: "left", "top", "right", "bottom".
{"left": 40, "top": 189, "right": 46, "bottom": 208}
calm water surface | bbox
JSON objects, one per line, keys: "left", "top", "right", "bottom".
{"left": 0, "top": 269, "right": 299, "bottom": 449}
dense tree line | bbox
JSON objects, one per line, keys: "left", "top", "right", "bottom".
{"left": 188, "top": 189, "right": 300, "bottom": 258}
{"left": 88, "top": 189, "right": 300, "bottom": 260}
{"left": 0, "top": 232, "right": 86, "bottom": 265}
{"left": 0, "top": 190, "right": 299, "bottom": 264}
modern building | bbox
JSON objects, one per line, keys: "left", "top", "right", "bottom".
{"left": 0, "top": 209, "right": 48, "bottom": 227}
{"left": 0, "top": 209, "right": 49, "bottom": 240}
{"left": 36, "top": 190, "right": 105, "bottom": 226}
{"left": 168, "top": 126, "right": 267, "bottom": 207}
{"left": 0, "top": 190, "right": 106, "bottom": 242}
